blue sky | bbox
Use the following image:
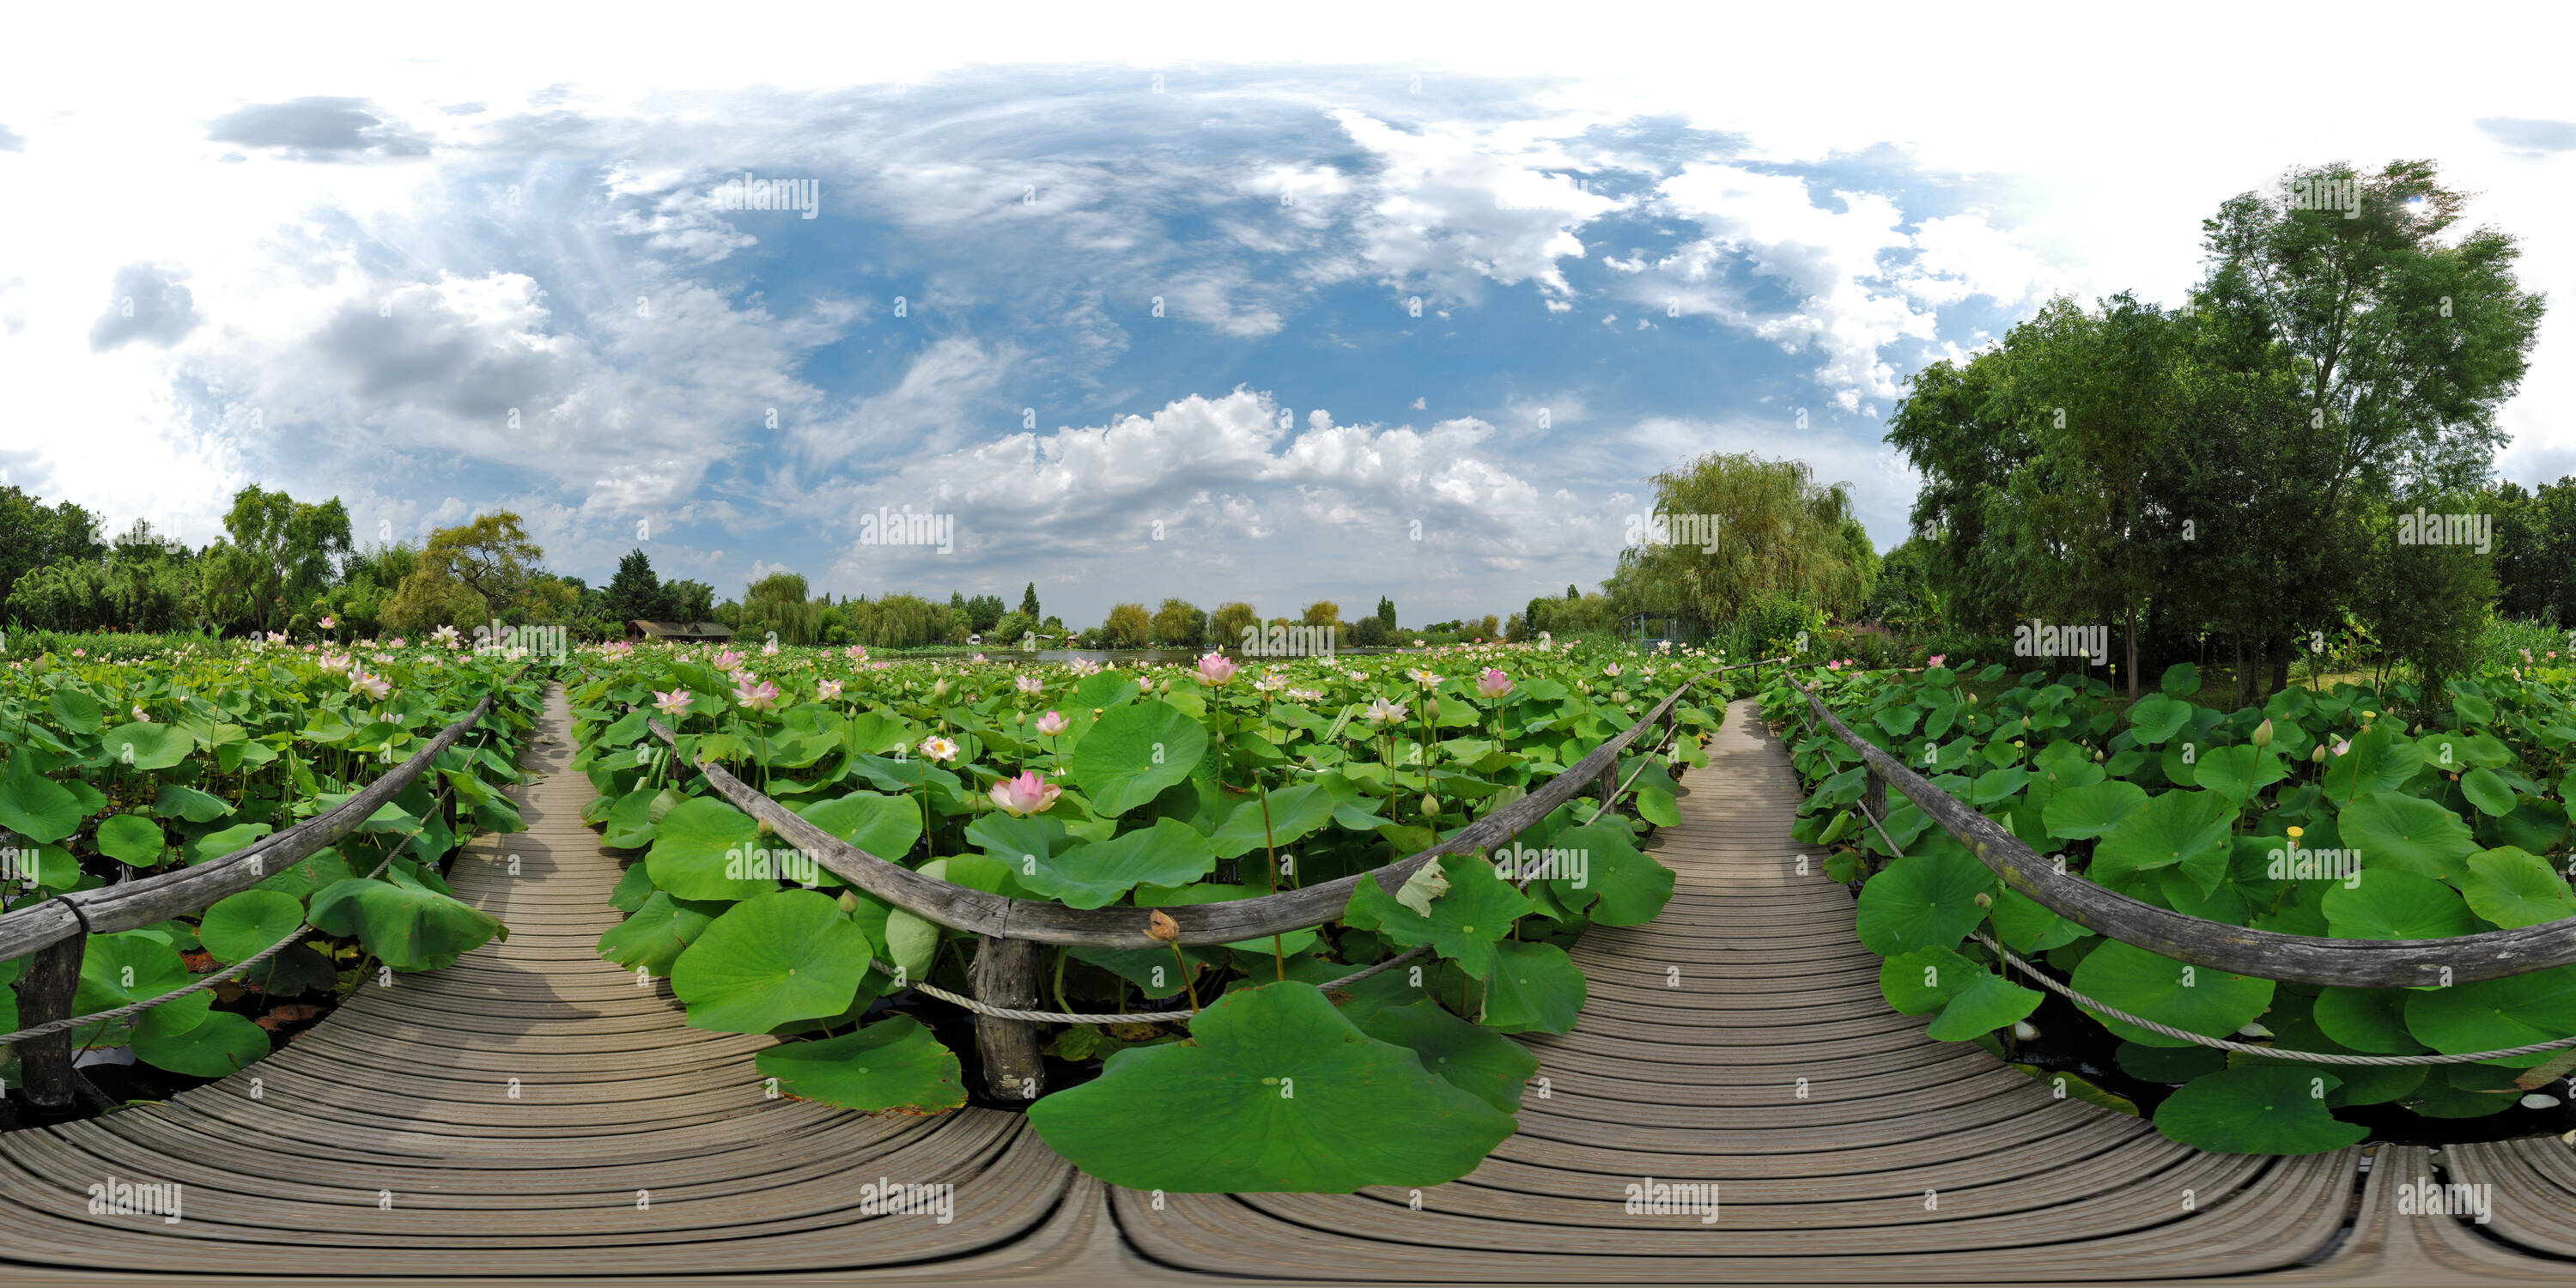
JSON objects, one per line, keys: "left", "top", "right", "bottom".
{"left": 4, "top": 7, "right": 2573, "bottom": 627}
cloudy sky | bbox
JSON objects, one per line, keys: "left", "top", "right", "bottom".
{"left": 3, "top": 5, "right": 2572, "bottom": 625}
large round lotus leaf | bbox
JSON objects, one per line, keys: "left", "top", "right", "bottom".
{"left": 2321, "top": 868, "right": 2479, "bottom": 940}
{"left": 73, "top": 933, "right": 191, "bottom": 1015}
{"left": 1344, "top": 852, "right": 1535, "bottom": 981}
{"left": 2042, "top": 780, "right": 2148, "bottom": 840}
{"left": 2311, "top": 987, "right": 2427, "bottom": 1054}
{"left": 2159, "top": 662, "right": 2200, "bottom": 696}
{"left": 131, "top": 1009, "right": 271, "bottom": 1078}
{"left": 2458, "top": 767, "right": 2517, "bottom": 818}
{"left": 2416, "top": 730, "right": 2511, "bottom": 770}
{"left": 2458, "top": 846, "right": 2576, "bottom": 930}
{"left": 1876, "top": 946, "right": 2040, "bottom": 1042}
{"left": 198, "top": 889, "right": 307, "bottom": 963}
{"left": 1017, "top": 817, "right": 1217, "bottom": 910}
{"left": 2486, "top": 797, "right": 2568, "bottom": 854}
{"left": 48, "top": 688, "right": 103, "bottom": 733}
{"left": 94, "top": 812, "right": 166, "bottom": 864}
{"left": 256, "top": 847, "right": 355, "bottom": 902}
{"left": 2154, "top": 1066, "right": 2366, "bottom": 1155}
{"left": 1535, "top": 820, "right": 1675, "bottom": 927}
{"left": 0, "top": 750, "right": 82, "bottom": 844}
{"left": 184, "top": 822, "right": 272, "bottom": 866}
{"left": 644, "top": 797, "right": 774, "bottom": 901}
{"left": 2189, "top": 745, "right": 2288, "bottom": 806}
{"left": 755, "top": 1015, "right": 965, "bottom": 1114}
{"left": 2407, "top": 1064, "right": 2525, "bottom": 1118}
{"left": 1475, "top": 939, "right": 1587, "bottom": 1034}
{"left": 98, "top": 722, "right": 192, "bottom": 770}
{"left": 1346, "top": 998, "right": 1538, "bottom": 1114}
{"left": 2403, "top": 963, "right": 2576, "bottom": 1068}
{"left": 595, "top": 891, "right": 727, "bottom": 975}
{"left": 2320, "top": 729, "right": 2427, "bottom": 803}
{"left": 796, "top": 790, "right": 923, "bottom": 861}
{"left": 1209, "top": 782, "right": 1339, "bottom": 860}
{"left": 1989, "top": 887, "right": 2086, "bottom": 954}
{"left": 670, "top": 890, "right": 872, "bottom": 1034}
{"left": 307, "top": 876, "right": 506, "bottom": 971}
{"left": 603, "top": 787, "right": 659, "bottom": 849}
{"left": 2068, "top": 940, "right": 2274, "bottom": 1048}
{"left": 1066, "top": 700, "right": 1207, "bottom": 817}
{"left": 2125, "top": 696, "right": 2193, "bottom": 744}
{"left": 2091, "top": 789, "right": 2235, "bottom": 893}
{"left": 1027, "top": 981, "right": 1516, "bottom": 1192}
{"left": 1852, "top": 848, "right": 1993, "bottom": 956}
{"left": 2337, "top": 793, "right": 2476, "bottom": 883}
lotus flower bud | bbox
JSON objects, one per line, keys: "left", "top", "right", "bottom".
{"left": 756, "top": 816, "right": 775, "bottom": 835}
{"left": 1145, "top": 908, "right": 1181, "bottom": 943}
{"left": 2252, "top": 718, "right": 2274, "bottom": 748}
{"left": 1422, "top": 796, "right": 1442, "bottom": 817}
{"left": 2311, "top": 744, "right": 2326, "bottom": 762}
{"left": 1972, "top": 892, "right": 1992, "bottom": 908}
{"left": 837, "top": 890, "right": 859, "bottom": 914}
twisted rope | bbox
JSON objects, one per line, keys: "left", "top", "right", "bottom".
{"left": 1811, "top": 702, "right": 2576, "bottom": 1071}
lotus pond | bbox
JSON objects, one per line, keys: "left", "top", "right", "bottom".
{"left": 0, "top": 641, "right": 539, "bottom": 1115}
{"left": 1765, "top": 659, "right": 2576, "bottom": 1155}
{"left": 568, "top": 639, "right": 1739, "bottom": 1192}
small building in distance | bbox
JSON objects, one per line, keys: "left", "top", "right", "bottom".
{"left": 628, "top": 620, "right": 737, "bottom": 644}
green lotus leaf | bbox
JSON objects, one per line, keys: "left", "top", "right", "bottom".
{"left": 1069, "top": 670, "right": 1142, "bottom": 711}
{"left": 2459, "top": 767, "right": 2517, "bottom": 818}
{"left": 1018, "top": 817, "right": 1217, "bottom": 909}
{"left": 2336, "top": 792, "right": 2476, "bottom": 883}
{"left": 73, "top": 932, "right": 191, "bottom": 1015}
{"left": 1209, "top": 782, "right": 1338, "bottom": 860}
{"left": 755, "top": 1015, "right": 966, "bottom": 1114}
{"left": 1969, "top": 766, "right": 2029, "bottom": 805}
{"left": 2159, "top": 663, "right": 2200, "bottom": 696}
{"left": 256, "top": 847, "right": 355, "bottom": 902}
{"left": 1632, "top": 785, "right": 1680, "bottom": 826}
{"left": 2403, "top": 963, "right": 2576, "bottom": 1068}
{"left": 1535, "top": 820, "right": 1675, "bottom": 927}
{"left": 2068, "top": 940, "right": 2274, "bottom": 1048}
{"left": 307, "top": 876, "right": 506, "bottom": 971}
{"left": 2153, "top": 1066, "right": 2366, "bottom": 1155}
{"left": 49, "top": 688, "right": 104, "bottom": 734}
{"left": 2042, "top": 780, "right": 2149, "bottom": 840}
{"left": 596, "top": 890, "right": 728, "bottom": 975}
{"left": 643, "top": 797, "right": 773, "bottom": 901}
{"left": 1854, "top": 848, "right": 1994, "bottom": 956}
{"left": 1027, "top": 981, "right": 1517, "bottom": 1192}
{"left": 1345, "top": 852, "right": 1535, "bottom": 980}
{"left": 152, "top": 783, "right": 234, "bottom": 823}
{"left": 1345, "top": 998, "right": 1538, "bottom": 1114}
{"left": 1879, "top": 945, "right": 2042, "bottom": 1042}
{"left": 2487, "top": 797, "right": 2568, "bottom": 854}
{"left": 2406, "top": 1063, "right": 2524, "bottom": 1118}
{"left": 2311, "top": 987, "right": 2428, "bottom": 1054}
{"left": 131, "top": 1009, "right": 271, "bottom": 1078}
{"left": 198, "top": 889, "right": 306, "bottom": 963}
{"left": 184, "top": 822, "right": 273, "bottom": 865}
{"left": 94, "top": 812, "right": 165, "bottom": 864}
{"left": 2321, "top": 868, "right": 2479, "bottom": 940}
{"left": 670, "top": 889, "right": 872, "bottom": 1033}
{"left": 1475, "top": 939, "right": 1588, "bottom": 1034}
{"left": 602, "top": 787, "right": 660, "bottom": 848}
{"left": 2126, "top": 696, "right": 2192, "bottom": 745}
{"left": 2092, "top": 788, "right": 2235, "bottom": 894}
{"left": 796, "top": 789, "right": 924, "bottom": 862}
{"left": 2190, "top": 745, "right": 2287, "bottom": 806}
{"left": 1067, "top": 700, "right": 1208, "bottom": 817}
{"left": 97, "top": 722, "right": 191, "bottom": 770}
{"left": 1879, "top": 945, "right": 1981, "bottom": 1014}
{"left": 1989, "top": 886, "right": 2086, "bottom": 954}
{"left": 2320, "top": 728, "right": 2426, "bottom": 803}
{"left": 0, "top": 750, "right": 82, "bottom": 844}
{"left": 2416, "top": 730, "right": 2512, "bottom": 770}
{"left": 2458, "top": 846, "right": 2576, "bottom": 930}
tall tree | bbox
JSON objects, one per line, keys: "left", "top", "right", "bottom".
{"left": 384, "top": 511, "right": 544, "bottom": 632}
{"left": 1019, "top": 582, "right": 1041, "bottom": 619}
{"left": 1602, "top": 452, "right": 1876, "bottom": 630}
{"left": 604, "top": 549, "right": 674, "bottom": 623}
{"left": 218, "top": 484, "right": 352, "bottom": 632}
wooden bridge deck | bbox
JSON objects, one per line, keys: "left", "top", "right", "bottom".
{"left": 1, "top": 688, "right": 2569, "bottom": 1284}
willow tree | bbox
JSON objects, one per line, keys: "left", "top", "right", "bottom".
{"left": 1603, "top": 452, "right": 1876, "bottom": 633}
{"left": 741, "top": 570, "right": 825, "bottom": 644}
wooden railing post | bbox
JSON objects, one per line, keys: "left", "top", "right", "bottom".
{"left": 1862, "top": 767, "right": 1886, "bottom": 826}
{"left": 971, "top": 934, "right": 1045, "bottom": 1103}
{"left": 16, "top": 932, "right": 85, "bottom": 1110}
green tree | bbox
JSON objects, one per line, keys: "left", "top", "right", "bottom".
{"left": 665, "top": 579, "right": 715, "bottom": 622}
{"left": 1019, "top": 582, "right": 1041, "bottom": 620}
{"left": 1150, "top": 598, "right": 1206, "bottom": 647}
{"left": 1602, "top": 452, "right": 1875, "bottom": 633}
{"left": 217, "top": 484, "right": 352, "bottom": 632}
{"left": 604, "top": 549, "right": 675, "bottom": 623}
{"left": 1376, "top": 596, "right": 1396, "bottom": 629}
{"left": 1300, "top": 600, "right": 1340, "bottom": 628}
{"left": 1104, "top": 602, "right": 1151, "bottom": 648}
{"left": 1210, "top": 602, "right": 1258, "bottom": 650}
{"left": 384, "top": 511, "right": 544, "bottom": 633}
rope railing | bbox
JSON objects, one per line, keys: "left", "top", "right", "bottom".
{"left": 1774, "top": 668, "right": 2576, "bottom": 988}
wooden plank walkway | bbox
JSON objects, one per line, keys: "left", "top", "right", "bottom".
{"left": 0, "top": 687, "right": 2568, "bottom": 1283}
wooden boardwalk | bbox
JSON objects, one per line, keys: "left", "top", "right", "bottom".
{"left": 0, "top": 688, "right": 2569, "bottom": 1283}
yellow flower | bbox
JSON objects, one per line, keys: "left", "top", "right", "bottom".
{"left": 2286, "top": 826, "right": 2304, "bottom": 839}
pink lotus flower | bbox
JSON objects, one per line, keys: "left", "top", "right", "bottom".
{"left": 2332, "top": 738, "right": 2351, "bottom": 756}
{"left": 714, "top": 649, "right": 745, "bottom": 673}
{"left": 1197, "top": 653, "right": 1239, "bottom": 685}
{"left": 653, "top": 689, "right": 695, "bottom": 719}
{"left": 1364, "top": 696, "right": 1408, "bottom": 723}
{"left": 971, "top": 653, "right": 987, "bottom": 663}
{"left": 1016, "top": 674, "right": 1043, "bottom": 695}
{"left": 987, "top": 770, "right": 1061, "bottom": 816}
{"left": 318, "top": 616, "right": 337, "bottom": 629}
{"left": 1035, "top": 709, "right": 1070, "bottom": 737}
{"left": 349, "top": 667, "right": 392, "bottom": 702}
{"left": 1475, "top": 667, "right": 1512, "bottom": 698}
{"left": 1929, "top": 654, "right": 1947, "bottom": 667}
{"left": 1827, "top": 659, "right": 1844, "bottom": 671}
{"left": 733, "top": 678, "right": 781, "bottom": 713}
{"left": 920, "top": 735, "right": 960, "bottom": 762}
{"left": 71, "top": 647, "right": 86, "bottom": 657}
{"left": 845, "top": 645, "right": 869, "bottom": 661}
{"left": 1602, "top": 662, "right": 1622, "bottom": 677}
{"left": 131, "top": 705, "right": 148, "bottom": 722}
{"left": 762, "top": 638, "right": 781, "bottom": 656}
{"left": 817, "top": 680, "right": 843, "bottom": 701}
{"left": 387, "top": 637, "right": 406, "bottom": 648}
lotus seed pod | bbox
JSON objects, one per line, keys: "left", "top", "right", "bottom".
{"left": 2252, "top": 718, "right": 2274, "bottom": 748}
{"left": 1145, "top": 908, "right": 1181, "bottom": 942}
